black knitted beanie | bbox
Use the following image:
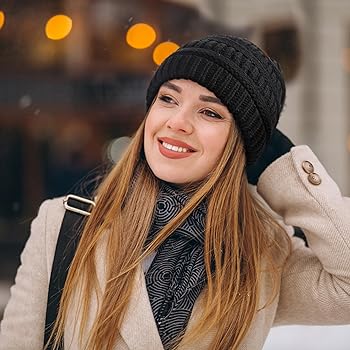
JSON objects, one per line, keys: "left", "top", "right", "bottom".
{"left": 146, "top": 35, "right": 286, "bottom": 164}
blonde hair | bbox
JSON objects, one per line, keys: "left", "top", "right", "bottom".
{"left": 47, "top": 118, "right": 291, "bottom": 350}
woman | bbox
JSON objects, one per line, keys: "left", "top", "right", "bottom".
{"left": 1, "top": 35, "right": 349, "bottom": 350}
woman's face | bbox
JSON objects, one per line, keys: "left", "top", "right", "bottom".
{"left": 144, "top": 79, "right": 233, "bottom": 184}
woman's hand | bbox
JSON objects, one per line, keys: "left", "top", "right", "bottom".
{"left": 246, "top": 129, "right": 294, "bottom": 185}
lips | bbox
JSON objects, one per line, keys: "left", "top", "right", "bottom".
{"left": 158, "top": 143, "right": 193, "bottom": 159}
{"left": 157, "top": 137, "right": 196, "bottom": 159}
{"left": 158, "top": 137, "right": 196, "bottom": 151}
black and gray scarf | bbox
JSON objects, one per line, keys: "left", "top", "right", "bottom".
{"left": 145, "top": 182, "right": 207, "bottom": 349}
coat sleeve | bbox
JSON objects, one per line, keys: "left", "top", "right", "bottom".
{"left": 257, "top": 145, "right": 350, "bottom": 326}
{"left": 0, "top": 198, "right": 64, "bottom": 350}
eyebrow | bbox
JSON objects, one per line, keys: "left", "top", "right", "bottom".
{"left": 163, "top": 81, "right": 182, "bottom": 93}
{"left": 162, "top": 81, "right": 225, "bottom": 106}
{"left": 199, "top": 95, "right": 224, "bottom": 106}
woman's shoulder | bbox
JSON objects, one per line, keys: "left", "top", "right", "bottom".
{"left": 36, "top": 196, "right": 66, "bottom": 222}
{"left": 34, "top": 196, "right": 66, "bottom": 240}
{"left": 248, "top": 183, "right": 295, "bottom": 238}
{"left": 0, "top": 197, "right": 67, "bottom": 348}
{"left": 32, "top": 197, "right": 66, "bottom": 275}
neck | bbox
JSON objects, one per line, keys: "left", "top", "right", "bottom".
{"left": 160, "top": 178, "right": 205, "bottom": 195}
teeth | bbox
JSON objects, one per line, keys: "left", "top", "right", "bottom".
{"left": 162, "top": 141, "right": 190, "bottom": 153}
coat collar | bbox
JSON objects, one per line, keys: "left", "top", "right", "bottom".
{"left": 119, "top": 265, "right": 164, "bottom": 349}
{"left": 119, "top": 265, "right": 216, "bottom": 350}
{"left": 89, "top": 234, "right": 217, "bottom": 350}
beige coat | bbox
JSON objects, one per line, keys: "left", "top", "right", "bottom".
{"left": 1, "top": 145, "right": 350, "bottom": 349}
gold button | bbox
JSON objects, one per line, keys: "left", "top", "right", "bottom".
{"left": 308, "top": 173, "right": 321, "bottom": 185}
{"left": 302, "top": 161, "right": 314, "bottom": 174}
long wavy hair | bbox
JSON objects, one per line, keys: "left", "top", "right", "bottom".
{"left": 47, "top": 116, "right": 291, "bottom": 349}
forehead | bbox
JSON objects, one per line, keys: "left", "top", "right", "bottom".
{"left": 160, "top": 79, "right": 225, "bottom": 106}
{"left": 161, "top": 79, "right": 216, "bottom": 95}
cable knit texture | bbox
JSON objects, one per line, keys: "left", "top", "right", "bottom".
{"left": 146, "top": 35, "right": 286, "bottom": 164}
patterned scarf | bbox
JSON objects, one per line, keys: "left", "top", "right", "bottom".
{"left": 145, "top": 182, "right": 207, "bottom": 349}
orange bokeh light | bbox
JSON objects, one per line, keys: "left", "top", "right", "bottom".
{"left": 153, "top": 41, "right": 179, "bottom": 65}
{"left": 45, "top": 14, "right": 72, "bottom": 40}
{"left": 0, "top": 11, "right": 5, "bottom": 30}
{"left": 342, "top": 48, "right": 350, "bottom": 73}
{"left": 126, "top": 23, "right": 156, "bottom": 49}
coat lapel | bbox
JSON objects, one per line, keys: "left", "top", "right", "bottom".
{"left": 118, "top": 264, "right": 216, "bottom": 350}
{"left": 119, "top": 265, "right": 164, "bottom": 350}
{"left": 177, "top": 292, "right": 216, "bottom": 350}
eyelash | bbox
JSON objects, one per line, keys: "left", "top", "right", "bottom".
{"left": 158, "top": 94, "right": 223, "bottom": 120}
{"left": 200, "top": 109, "right": 223, "bottom": 120}
{"left": 158, "top": 94, "right": 175, "bottom": 104}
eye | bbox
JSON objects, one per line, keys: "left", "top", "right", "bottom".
{"left": 158, "top": 94, "right": 177, "bottom": 104}
{"left": 201, "top": 109, "right": 223, "bottom": 120}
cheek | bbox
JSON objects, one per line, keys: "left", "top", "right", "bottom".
{"left": 144, "top": 114, "right": 157, "bottom": 146}
{"left": 144, "top": 112, "right": 162, "bottom": 163}
{"left": 144, "top": 115, "right": 153, "bottom": 137}
{"left": 204, "top": 127, "right": 230, "bottom": 161}
{"left": 144, "top": 108, "right": 163, "bottom": 138}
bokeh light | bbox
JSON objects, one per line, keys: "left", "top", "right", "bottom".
{"left": 153, "top": 41, "right": 179, "bottom": 65}
{"left": 0, "top": 11, "right": 5, "bottom": 30}
{"left": 341, "top": 48, "right": 350, "bottom": 73}
{"left": 45, "top": 14, "right": 72, "bottom": 40}
{"left": 107, "top": 137, "right": 131, "bottom": 163}
{"left": 126, "top": 23, "right": 156, "bottom": 49}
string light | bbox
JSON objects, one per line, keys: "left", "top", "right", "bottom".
{"left": 0, "top": 11, "right": 5, "bottom": 30}
{"left": 126, "top": 23, "right": 156, "bottom": 49}
{"left": 153, "top": 41, "right": 179, "bottom": 65}
{"left": 45, "top": 14, "right": 72, "bottom": 40}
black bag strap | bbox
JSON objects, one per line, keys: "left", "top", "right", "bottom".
{"left": 44, "top": 194, "right": 95, "bottom": 349}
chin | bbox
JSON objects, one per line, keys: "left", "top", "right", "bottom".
{"left": 154, "top": 171, "right": 189, "bottom": 184}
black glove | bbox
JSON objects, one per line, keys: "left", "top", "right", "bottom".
{"left": 246, "top": 128, "right": 294, "bottom": 185}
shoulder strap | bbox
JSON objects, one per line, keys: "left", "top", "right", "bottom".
{"left": 44, "top": 195, "right": 95, "bottom": 349}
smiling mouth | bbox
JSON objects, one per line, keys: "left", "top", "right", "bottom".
{"left": 160, "top": 140, "right": 194, "bottom": 153}
{"left": 157, "top": 139, "right": 195, "bottom": 159}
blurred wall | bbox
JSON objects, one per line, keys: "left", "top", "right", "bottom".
{"left": 202, "top": 0, "right": 350, "bottom": 194}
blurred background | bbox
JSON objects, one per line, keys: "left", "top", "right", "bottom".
{"left": 0, "top": 0, "right": 349, "bottom": 348}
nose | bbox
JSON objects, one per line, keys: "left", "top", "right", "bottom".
{"left": 165, "top": 109, "right": 193, "bottom": 134}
